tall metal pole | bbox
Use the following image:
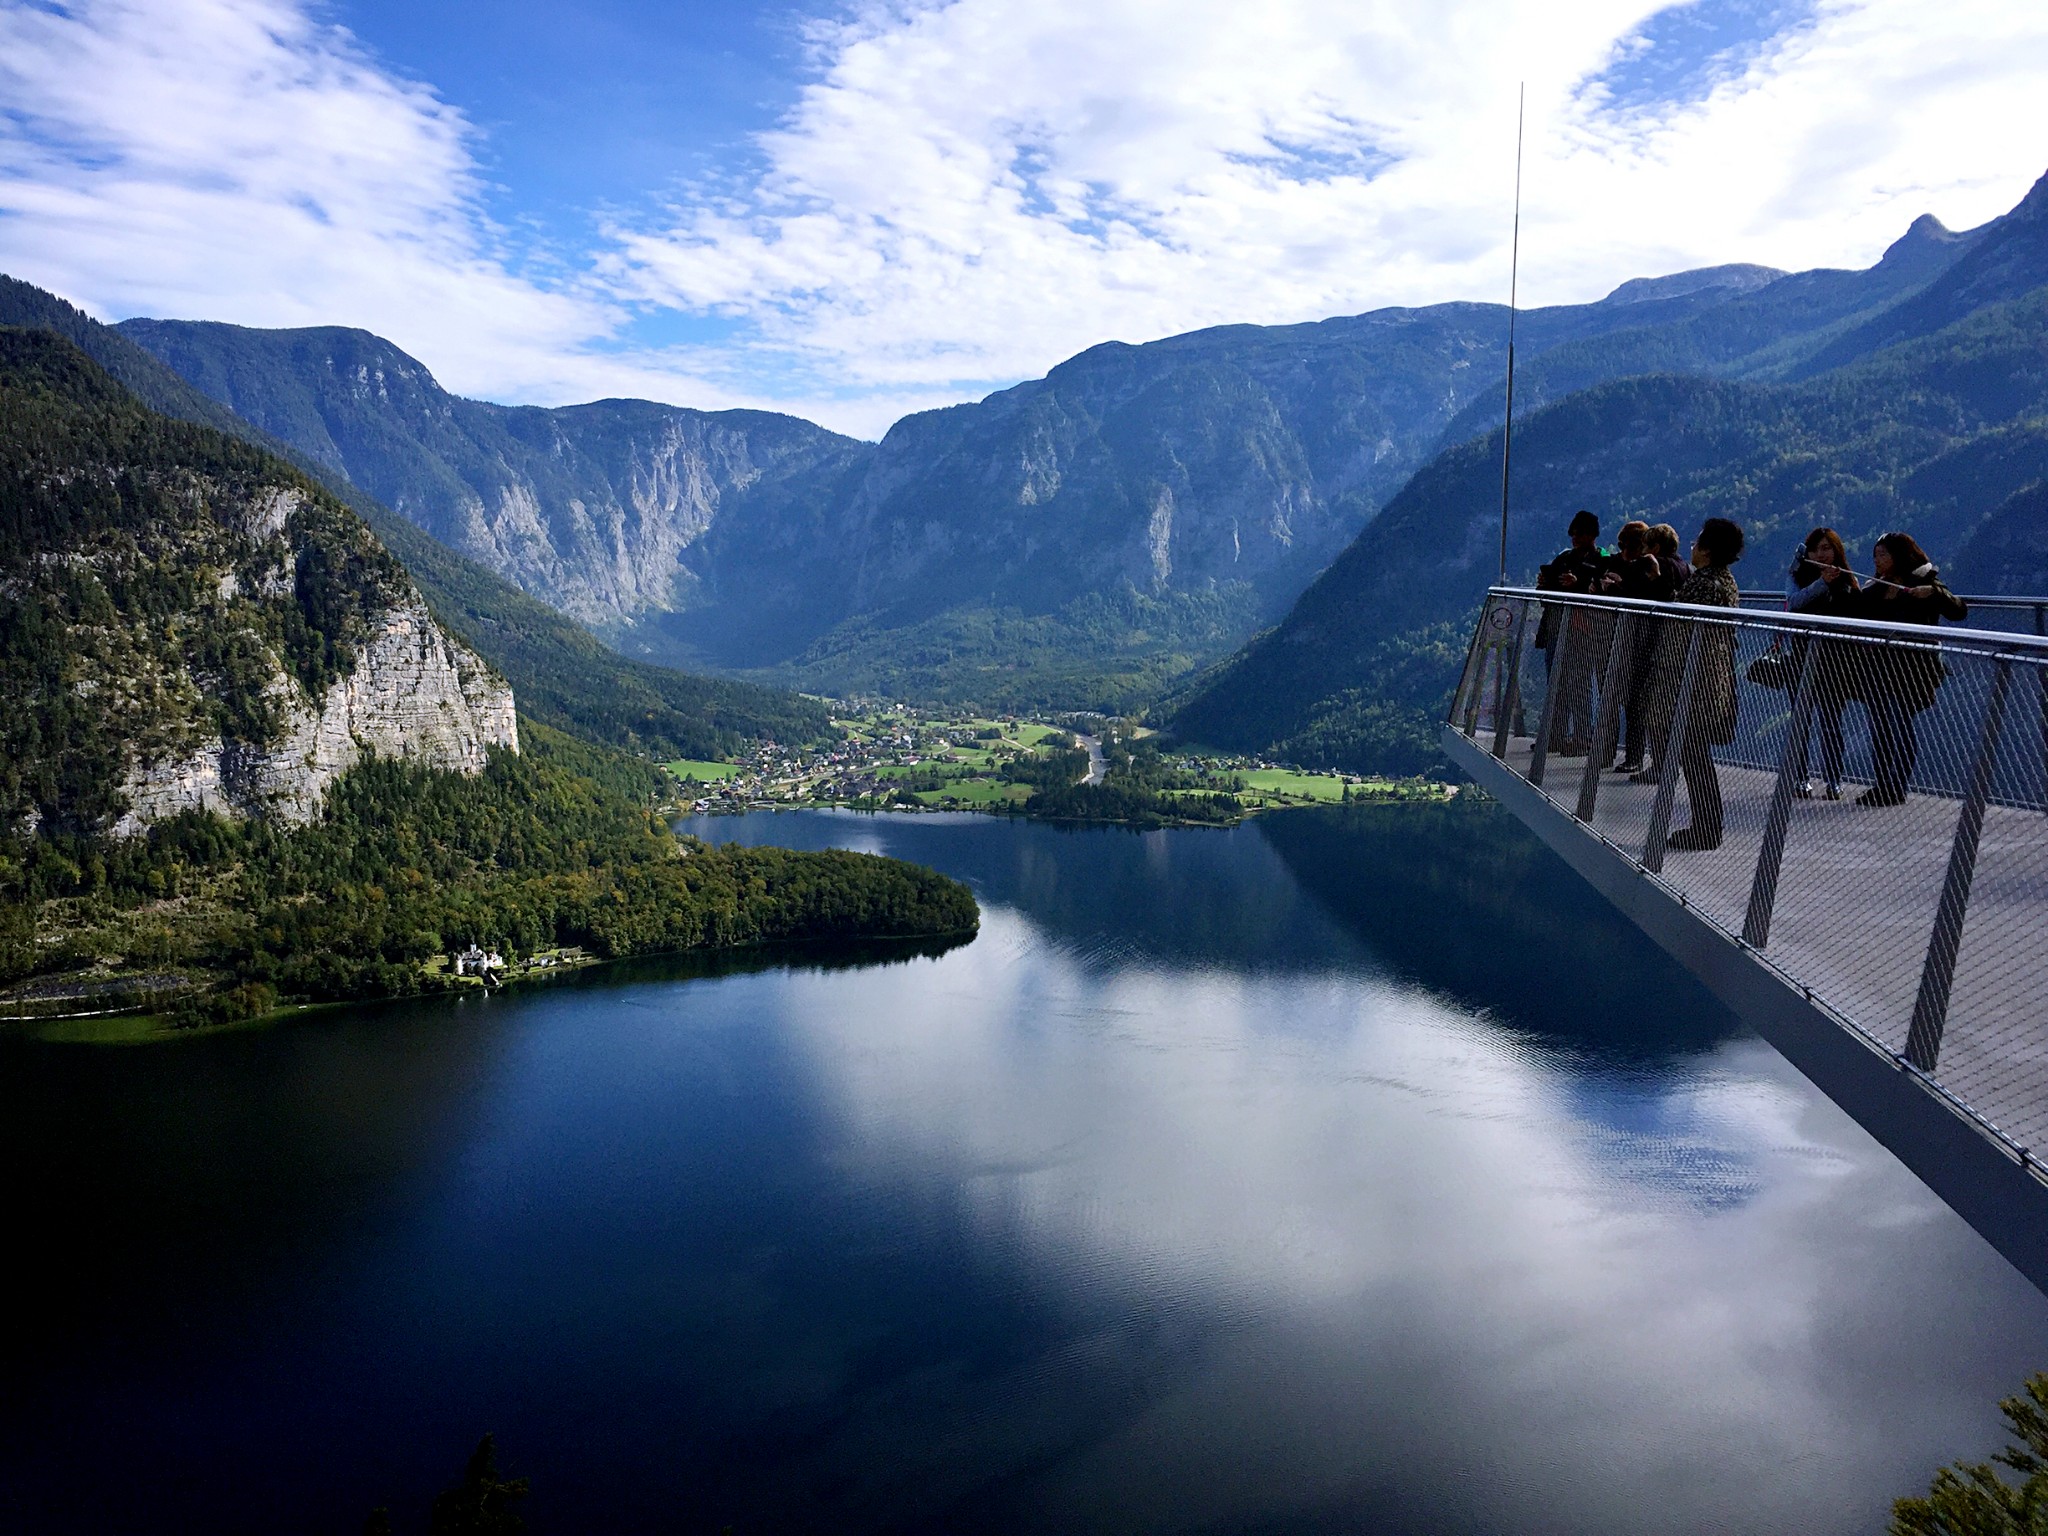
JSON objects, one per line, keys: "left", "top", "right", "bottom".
{"left": 1498, "top": 82, "right": 1525, "bottom": 586}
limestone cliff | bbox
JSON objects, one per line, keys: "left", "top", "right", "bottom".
{"left": 115, "top": 593, "right": 517, "bottom": 832}
{"left": 0, "top": 327, "right": 516, "bottom": 839}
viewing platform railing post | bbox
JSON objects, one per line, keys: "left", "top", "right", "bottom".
{"left": 1742, "top": 640, "right": 1820, "bottom": 949}
{"left": 1528, "top": 606, "right": 1569, "bottom": 787}
{"left": 1493, "top": 606, "right": 1529, "bottom": 761}
{"left": 2036, "top": 606, "right": 2047, "bottom": 814}
{"left": 1578, "top": 614, "right": 1637, "bottom": 822}
{"left": 1907, "top": 658, "right": 2015, "bottom": 1073}
{"left": 1642, "top": 623, "right": 1704, "bottom": 874}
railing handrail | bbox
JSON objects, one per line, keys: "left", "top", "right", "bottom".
{"left": 1741, "top": 589, "right": 2048, "bottom": 613}
{"left": 1489, "top": 585, "right": 2048, "bottom": 661}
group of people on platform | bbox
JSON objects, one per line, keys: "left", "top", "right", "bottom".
{"left": 1533, "top": 510, "right": 1967, "bottom": 853}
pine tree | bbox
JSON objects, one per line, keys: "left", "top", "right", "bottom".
{"left": 1893, "top": 1373, "right": 2048, "bottom": 1534}
{"left": 427, "top": 1434, "right": 530, "bottom": 1536}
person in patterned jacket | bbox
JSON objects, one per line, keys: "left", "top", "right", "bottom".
{"left": 1645, "top": 517, "right": 1745, "bottom": 851}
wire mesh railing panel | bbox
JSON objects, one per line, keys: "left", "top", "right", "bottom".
{"left": 1911, "top": 662, "right": 2048, "bottom": 1152}
{"left": 1447, "top": 586, "right": 2048, "bottom": 1167}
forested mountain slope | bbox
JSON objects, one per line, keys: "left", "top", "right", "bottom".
{"left": 0, "top": 277, "right": 833, "bottom": 759}
{"left": 121, "top": 267, "right": 1821, "bottom": 707}
{"left": 0, "top": 328, "right": 515, "bottom": 836}
{"left": 0, "top": 313, "right": 976, "bottom": 1013}
{"left": 105, "top": 173, "right": 2037, "bottom": 715}
{"left": 1170, "top": 174, "right": 2048, "bottom": 773}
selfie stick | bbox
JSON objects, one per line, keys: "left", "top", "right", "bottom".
{"left": 1498, "top": 82, "right": 1524, "bottom": 586}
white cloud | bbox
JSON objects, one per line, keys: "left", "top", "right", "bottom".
{"left": 0, "top": 0, "right": 843, "bottom": 421}
{"left": 612, "top": 0, "right": 2048, "bottom": 404}
{"left": 1, "top": 0, "right": 2045, "bottom": 438}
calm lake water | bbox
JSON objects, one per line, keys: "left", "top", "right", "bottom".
{"left": 6, "top": 802, "right": 2048, "bottom": 1534}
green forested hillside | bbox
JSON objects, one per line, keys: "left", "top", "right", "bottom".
{"left": 4, "top": 724, "right": 978, "bottom": 1012}
{"left": 1172, "top": 276, "right": 2048, "bottom": 771}
{"left": 0, "top": 276, "right": 835, "bottom": 759}
{"left": 0, "top": 325, "right": 975, "bottom": 1016}
{"left": 0, "top": 326, "right": 416, "bottom": 832}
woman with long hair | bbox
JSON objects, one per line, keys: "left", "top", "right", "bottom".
{"left": 1785, "top": 527, "right": 1859, "bottom": 798}
{"left": 1853, "top": 532, "right": 1967, "bottom": 807}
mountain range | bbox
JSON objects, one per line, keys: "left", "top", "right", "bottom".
{"left": 0, "top": 277, "right": 835, "bottom": 763}
{"left": 10, "top": 166, "right": 2047, "bottom": 765}
{"left": 112, "top": 254, "right": 1867, "bottom": 709}
{"left": 1170, "top": 170, "right": 2048, "bottom": 769}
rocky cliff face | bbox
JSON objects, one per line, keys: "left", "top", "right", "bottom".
{"left": 115, "top": 593, "right": 516, "bottom": 833}
{"left": 120, "top": 273, "right": 1810, "bottom": 668}
{"left": 0, "top": 328, "right": 516, "bottom": 839}
{"left": 114, "top": 321, "right": 870, "bottom": 630}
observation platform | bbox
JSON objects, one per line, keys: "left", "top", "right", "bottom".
{"left": 1447, "top": 587, "right": 2048, "bottom": 1293}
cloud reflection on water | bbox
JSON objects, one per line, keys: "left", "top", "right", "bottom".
{"left": 770, "top": 901, "right": 2048, "bottom": 1535}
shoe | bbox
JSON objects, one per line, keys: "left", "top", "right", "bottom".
{"left": 1666, "top": 826, "right": 1722, "bottom": 851}
{"left": 1793, "top": 780, "right": 1814, "bottom": 799}
{"left": 1825, "top": 782, "right": 1842, "bottom": 800}
{"left": 1613, "top": 760, "right": 1643, "bottom": 775}
{"left": 1857, "top": 787, "right": 1906, "bottom": 808}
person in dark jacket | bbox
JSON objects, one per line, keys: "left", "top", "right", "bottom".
{"left": 1645, "top": 517, "right": 1744, "bottom": 850}
{"left": 1852, "top": 532, "right": 1968, "bottom": 807}
{"left": 1647, "top": 524, "right": 1688, "bottom": 597}
{"left": 1623, "top": 522, "right": 1691, "bottom": 781}
{"left": 1785, "top": 526, "right": 1860, "bottom": 799}
{"left": 1535, "top": 510, "right": 1607, "bottom": 753}
{"left": 1601, "top": 521, "right": 1661, "bottom": 772}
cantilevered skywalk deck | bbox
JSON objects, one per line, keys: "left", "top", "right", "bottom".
{"left": 1445, "top": 588, "right": 2048, "bottom": 1291}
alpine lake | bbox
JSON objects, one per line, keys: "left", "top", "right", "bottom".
{"left": 5, "top": 801, "right": 2047, "bottom": 1534}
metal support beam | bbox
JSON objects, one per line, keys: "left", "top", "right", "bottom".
{"left": 1644, "top": 623, "right": 1705, "bottom": 873}
{"left": 1742, "top": 639, "right": 1821, "bottom": 949}
{"left": 1907, "top": 660, "right": 2015, "bottom": 1072}
{"left": 1445, "top": 723, "right": 2048, "bottom": 1301}
{"left": 1578, "top": 614, "right": 1637, "bottom": 822}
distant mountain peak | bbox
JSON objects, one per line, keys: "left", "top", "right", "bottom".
{"left": 1880, "top": 212, "right": 1963, "bottom": 261}
{"left": 1599, "top": 263, "right": 1784, "bottom": 306}
{"left": 2013, "top": 165, "right": 2048, "bottom": 222}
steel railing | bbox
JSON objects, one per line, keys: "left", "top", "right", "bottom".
{"left": 1741, "top": 589, "right": 2048, "bottom": 636}
{"left": 1448, "top": 586, "right": 2048, "bottom": 1174}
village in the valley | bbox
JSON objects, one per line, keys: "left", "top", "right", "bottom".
{"left": 664, "top": 704, "right": 1442, "bottom": 815}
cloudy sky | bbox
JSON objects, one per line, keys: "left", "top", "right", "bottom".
{"left": 1, "top": 0, "right": 2044, "bottom": 438}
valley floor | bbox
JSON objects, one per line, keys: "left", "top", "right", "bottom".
{"left": 667, "top": 704, "right": 1449, "bottom": 821}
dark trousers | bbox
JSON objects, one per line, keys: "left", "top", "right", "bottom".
{"left": 1787, "top": 641, "right": 1845, "bottom": 788}
{"left": 1544, "top": 642, "right": 1596, "bottom": 749}
{"left": 1792, "top": 701, "right": 1846, "bottom": 787}
{"left": 1868, "top": 694, "right": 1919, "bottom": 799}
{"left": 1622, "top": 639, "right": 1657, "bottom": 764}
{"left": 1679, "top": 734, "right": 1724, "bottom": 839}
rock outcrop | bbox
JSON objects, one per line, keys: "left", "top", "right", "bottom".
{"left": 0, "top": 326, "right": 517, "bottom": 839}
{"left": 115, "top": 596, "right": 516, "bottom": 833}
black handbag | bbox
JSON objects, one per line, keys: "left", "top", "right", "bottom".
{"left": 1746, "top": 645, "right": 1793, "bottom": 692}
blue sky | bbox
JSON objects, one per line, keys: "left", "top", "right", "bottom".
{"left": 0, "top": 0, "right": 2043, "bottom": 436}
